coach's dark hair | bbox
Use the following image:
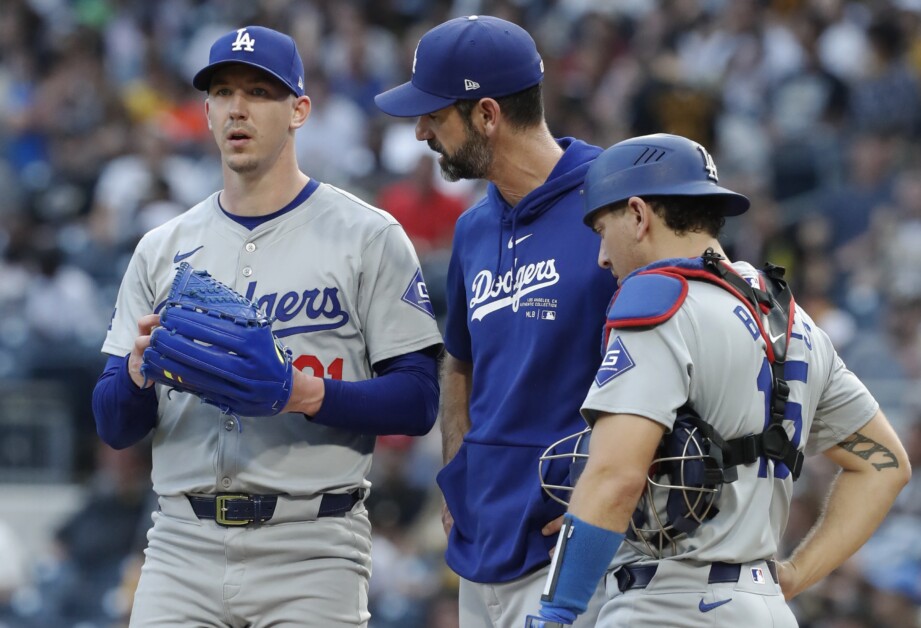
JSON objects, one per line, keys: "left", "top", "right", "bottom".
{"left": 644, "top": 196, "right": 727, "bottom": 237}
{"left": 454, "top": 83, "right": 544, "bottom": 130}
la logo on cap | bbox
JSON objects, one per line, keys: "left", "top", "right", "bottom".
{"left": 231, "top": 27, "right": 256, "bottom": 52}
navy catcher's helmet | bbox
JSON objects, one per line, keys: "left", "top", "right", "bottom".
{"left": 582, "top": 133, "right": 750, "bottom": 226}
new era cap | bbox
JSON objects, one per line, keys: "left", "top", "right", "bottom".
{"left": 375, "top": 15, "right": 544, "bottom": 117}
{"left": 193, "top": 26, "right": 305, "bottom": 96}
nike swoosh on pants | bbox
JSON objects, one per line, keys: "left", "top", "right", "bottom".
{"left": 698, "top": 598, "right": 732, "bottom": 613}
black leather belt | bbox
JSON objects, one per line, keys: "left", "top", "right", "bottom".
{"left": 187, "top": 490, "right": 361, "bottom": 527}
{"left": 615, "top": 560, "right": 778, "bottom": 592}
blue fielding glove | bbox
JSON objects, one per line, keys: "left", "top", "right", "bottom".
{"left": 141, "top": 262, "right": 294, "bottom": 417}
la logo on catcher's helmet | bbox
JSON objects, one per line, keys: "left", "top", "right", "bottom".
{"left": 538, "top": 409, "right": 738, "bottom": 559}
{"left": 581, "top": 133, "right": 750, "bottom": 227}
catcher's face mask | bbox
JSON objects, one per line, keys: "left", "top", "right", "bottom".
{"left": 537, "top": 413, "right": 732, "bottom": 559}
{"left": 537, "top": 427, "right": 592, "bottom": 508}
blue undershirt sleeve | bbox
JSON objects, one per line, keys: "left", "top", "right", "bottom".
{"left": 92, "top": 354, "right": 158, "bottom": 449}
{"left": 309, "top": 346, "right": 440, "bottom": 436}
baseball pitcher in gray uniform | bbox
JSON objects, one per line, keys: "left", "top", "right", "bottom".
{"left": 525, "top": 134, "right": 911, "bottom": 627}
{"left": 92, "top": 26, "right": 442, "bottom": 627}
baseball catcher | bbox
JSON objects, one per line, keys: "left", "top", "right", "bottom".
{"left": 524, "top": 133, "right": 910, "bottom": 628}
{"left": 141, "top": 262, "right": 294, "bottom": 417}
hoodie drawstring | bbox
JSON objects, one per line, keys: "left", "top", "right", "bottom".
{"left": 510, "top": 212, "right": 519, "bottom": 300}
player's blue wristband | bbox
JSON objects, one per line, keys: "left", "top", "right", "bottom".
{"left": 538, "top": 513, "right": 624, "bottom": 621}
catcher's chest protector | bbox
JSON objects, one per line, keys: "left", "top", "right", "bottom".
{"left": 604, "top": 250, "right": 804, "bottom": 480}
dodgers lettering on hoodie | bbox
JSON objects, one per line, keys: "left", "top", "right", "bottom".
{"left": 437, "top": 138, "right": 618, "bottom": 583}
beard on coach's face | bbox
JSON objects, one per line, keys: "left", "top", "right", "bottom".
{"left": 429, "top": 126, "right": 492, "bottom": 182}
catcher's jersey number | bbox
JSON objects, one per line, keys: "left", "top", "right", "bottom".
{"left": 293, "top": 354, "right": 344, "bottom": 380}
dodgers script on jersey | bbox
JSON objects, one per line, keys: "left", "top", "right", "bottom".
{"left": 102, "top": 182, "right": 442, "bottom": 498}
{"left": 581, "top": 260, "right": 879, "bottom": 567}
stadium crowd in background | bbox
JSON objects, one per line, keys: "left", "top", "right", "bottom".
{"left": 0, "top": 0, "right": 920, "bottom": 626}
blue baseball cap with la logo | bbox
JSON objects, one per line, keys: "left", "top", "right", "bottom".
{"left": 193, "top": 25, "right": 305, "bottom": 97}
{"left": 375, "top": 15, "right": 544, "bottom": 117}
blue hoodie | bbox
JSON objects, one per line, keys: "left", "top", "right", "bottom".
{"left": 438, "top": 138, "right": 618, "bottom": 583}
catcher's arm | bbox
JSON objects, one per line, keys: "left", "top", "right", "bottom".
{"left": 777, "top": 409, "right": 910, "bottom": 599}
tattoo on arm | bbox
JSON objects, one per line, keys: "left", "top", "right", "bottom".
{"left": 836, "top": 432, "right": 900, "bottom": 471}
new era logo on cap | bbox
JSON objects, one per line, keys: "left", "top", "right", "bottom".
{"left": 374, "top": 15, "right": 544, "bottom": 117}
{"left": 193, "top": 25, "right": 306, "bottom": 97}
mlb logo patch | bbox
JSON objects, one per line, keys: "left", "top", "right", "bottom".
{"left": 594, "top": 336, "right": 635, "bottom": 387}
{"left": 751, "top": 567, "right": 766, "bottom": 584}
{"left": 401, "top": 269, "right": 435, "bottom": 318}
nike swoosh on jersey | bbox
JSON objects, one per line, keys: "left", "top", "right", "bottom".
{"left": 768, "top": 331, "right": 785, "bottom": 344}
{"left": 698, "top": 598, "right": 732, "bottom": 613}
{"left": 173, "top": 246, "right": 205, "bottom": 263}
{"left": 507, "top": 234, "right": 533, "bottom": 249}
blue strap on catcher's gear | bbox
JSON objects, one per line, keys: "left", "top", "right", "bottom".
{"left": 526, "top": 513, "right": 624, "bottom": 627}
{"left": 141, "top": 262, "right": 294, "bottom": 418}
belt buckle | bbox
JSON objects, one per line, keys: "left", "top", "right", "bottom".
{"left": 215, "top": 494, "right": 251, "bottom": 526}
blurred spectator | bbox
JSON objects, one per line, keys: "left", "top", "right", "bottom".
{"left": 767, "top": 13, "right": 850, "bottom": 201}
{"left": 818, "top": 131, "right": 896, "bottom": 258}
{"left": 377, "top": 153, "right": 466, "bottom": 256}
{"left": 23, "top": 229, "right": 108, "bottom": 348}
{"left": 87, "top": 121, "right": 218, "bottom": 250}
{"left": 376, "top": 152, "right": 468, "bottom": 324}
{"left": 0, "top": 519, "right": 28, "bottom": 625}
{"left": 879, "top": 166, "right": 921, "bottom": 302}
{"left": 849, "top": 11, "right": 921, "bottom": 135}
{"left": 323, "top": 2, "right": 400, "bottom": 115}
{"left": 366, "top": 436, "right": 443, "bottom": 628}
{"left": 295, "top": 71, "right": 375, "bottom": 187}
{"left": 21, "top": 442, "right": 152, "bottom": 627}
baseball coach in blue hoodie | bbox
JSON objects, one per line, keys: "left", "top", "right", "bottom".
{"left": 376, "top": 15, "right": 617, "bottom": 628}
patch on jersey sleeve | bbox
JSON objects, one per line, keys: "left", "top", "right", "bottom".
{"left": 401, "top": 269, "right": 435, "bottom": 318}
{"left": 594, "top": 336, "right": 636, "bottom": 386}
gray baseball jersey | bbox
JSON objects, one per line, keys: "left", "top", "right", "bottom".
{"left": 102, "top": 182, "right": 443, "bottom": 498}
{"left": 582, "top": 260, "right": 879, "bottom": 567}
